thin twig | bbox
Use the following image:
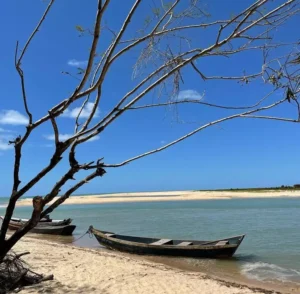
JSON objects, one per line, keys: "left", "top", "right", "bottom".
{"left": 15, "top": 0, "right": 56, "bottom": 125}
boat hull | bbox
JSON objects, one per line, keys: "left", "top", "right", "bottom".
{"left": 7, "top": 222, "right": 76, "bottom": 236}
{"left": 1, "top": 216, "right": 72, "bottom": 226}
{"left": 91, "top": 227, "right": 245, "bottom": 258}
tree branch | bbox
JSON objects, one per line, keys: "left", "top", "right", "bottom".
{"left": 69, "top": 2, "right": 299, "bottom": 145}
{"left": 240, "top": 115, "right": 300, "bottom": 122}
{"left": 151, "top": 0, "right": 180, "bottom": 33}
{"left": 0, "top": 1, "right": 57, "bottom": 244}
{"left": 70, "top": 0, "right": 110, "bottom": 97}
{"left": 16, "top": 1, "right": 55, "bottom": 66}
{"left": 48, "top": 111, "right": 59, "bottom": 147}
{"left": 234, "top": 0, "right": 296, "bottom": 38}
{"left": 103, "top": 97, "right": 288, "bottom": 167}
{"left": 1, "top": 197, "right": 44, "bottom": 259}
{"left": 15, "top": 0, "right": 56, "bottom": 125}
{"left": 41, "top": 168, "right": 105, "bottom": 218}
{"left": 42, "top": 167, "right": 78, "bottom": 205}
{"left": 80, "top": 0, "right": 142, "bottom": 96}
{"left": 127, "top": 91, "right": 274, "bottom": 110}
{"left": 191, "top": 61, "right": 262, "bottom": 82}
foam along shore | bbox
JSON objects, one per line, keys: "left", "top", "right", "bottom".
{"left": 17, "top": 237, "right": 271, "bottom": 294}
{"left": 16, "top": 190, "right": 300, "bottom": 207}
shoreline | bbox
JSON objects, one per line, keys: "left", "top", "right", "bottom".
{"left": 16, "top": 236, "right": 284, "bottom": 294}
{"left": 15, "top": 190, "right": 300, "bottom": 207}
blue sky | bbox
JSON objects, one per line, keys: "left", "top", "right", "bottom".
{"left": 0, "top": 0, "right": 299, "bottom": 197}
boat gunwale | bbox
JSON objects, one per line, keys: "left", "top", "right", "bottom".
{"left": 0, "top": 216, "right": 71, "bottom": 224}
{"left": 91, "top": 227, "right": 245, "bottom": 250}
{"left": 8, "top": 223, "right": 76, "bottom": 230}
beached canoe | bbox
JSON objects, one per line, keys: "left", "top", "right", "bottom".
{"left": 90, "top": 227, "right": 245, "bottom": 258}
{"left": 0, "top": 216, "right": 72, "bottom": 226}
{"left": 12, "top": 217, "right": 71, "bottom": 226}
{"left": 6, "top": 221, "right": 76, "bottom": 235}
{"left": 12, "top": 215, "right": 53, "bottom": 222}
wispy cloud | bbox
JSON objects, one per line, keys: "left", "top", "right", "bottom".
{"left": 62, "top": 102, "right": 100, "bottom": 119}
{"left": 44, "top": 133, "right": 100, "bottom": 143}
{"left": 0, "top": 127, "right": 12, "bottom": 133}
{"left": 0, "top": 141, "right": 12, "bottom": 151}
{"left": 177, "top": 90, "right": 204, "bottom": 101}
{"left": 160, "top": 140, "right": 166, "bottom": 145}
{"left": 67, "top": 59, "right": 87, "bottom": 67}
{"left": 44, "top": 134, "right": 72, "bottom": 141}
{"left": 0, "top": 110, "right": 28, "bottom": 125}
{"left": 0, "top": 133, "right": 13, "bottom": 151}
{"left": 85, "top": 135, "right": 100, "bottom": 142}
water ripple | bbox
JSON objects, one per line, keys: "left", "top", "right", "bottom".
{"left": 241, "top": 262, "right": 300, "bottom": 283}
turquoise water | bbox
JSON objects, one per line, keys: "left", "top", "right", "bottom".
{"left": 1, "top": 197, "right": 300, "bottom": 291}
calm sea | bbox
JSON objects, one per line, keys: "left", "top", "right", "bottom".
{"left": 1, "top": 197, "right": 299, "bottom": 292}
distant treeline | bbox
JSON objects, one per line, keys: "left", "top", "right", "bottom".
{"left": 199, "top": 184, "right": 300, "bottom": 192}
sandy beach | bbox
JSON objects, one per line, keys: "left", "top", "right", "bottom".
{"left": 16, "top": 190, "right": 300, "bottom": 207}
{"left": 15, "top": 236, "right": 275, "bottom": 294}
{"left": 9, "top": 190, "right": 299, "bottom": 294}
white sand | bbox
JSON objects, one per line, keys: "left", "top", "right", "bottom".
{"left": 15, "top": 237, "right": 267, "bottom": 294}
{"left": 16, "top": 190, "right": 300, "bottom": 207}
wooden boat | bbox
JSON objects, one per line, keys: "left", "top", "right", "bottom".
{"left": 0, "top": 216, "right": 72, "bottom": 226}
{"left": 12, "top": 217, "right": 71, "bottom": 226}
{"left": 12, "top": 215, "right": 53, "bottom": 222}
{"left": 90, "top": 226, "right": 245, "bottom": 258}
{"left": 6, "top": 221, "right": 76, "bottom": 236}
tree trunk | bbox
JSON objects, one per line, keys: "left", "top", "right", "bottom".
{"left": 0, "top": 197, "right": 44, "bottom": 261}
{"left": 0, "top": 197, "right": 18, "bottom": 245}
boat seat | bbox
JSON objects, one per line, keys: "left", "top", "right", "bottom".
{"left": 177, "top": 241, "right": 193, "bottom": 246}
{"left": 105, "top": 233, "right": 115, "bottom": 238}
{"left": 150, "top": 239, "right": 173, "bottom": 245}
{"left": 215, "top": 240, "right": 229, "bottom": 246}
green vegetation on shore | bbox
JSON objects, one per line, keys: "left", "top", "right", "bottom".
{"left": 198, "top": 185, "right": 300, "bottom": 192}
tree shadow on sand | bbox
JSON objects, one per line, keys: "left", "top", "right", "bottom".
{"left": 22, "top": 280, "right": 108, "bottom": 294}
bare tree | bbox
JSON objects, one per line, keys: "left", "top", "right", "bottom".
{"left": 0, "top": 0, "right": 299, "bottom": 263}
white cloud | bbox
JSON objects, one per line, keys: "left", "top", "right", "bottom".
{"left": 85, "top": 135, "right": 100, "bottom": 142}
{"left": 0, "top": 110, "right": 28, "bottom": 125}
{"left": 177, "top": 90, "right": 204, "bottom": 101}
{"left": 0, "top": 141, "right": 12, "bottom": 151}
{"left": 62, "top": 102, "right": 100, "bottom": 119}
{"left": 0, "top": 134, "right": 13, "bottom": 151}
{"left": 44, "top": 133, "right": 100, "bottom": 143}
{"left": 0, "top": 128, "right": 14, "bottom": 134}
{"left": 160, "top": 140, "right": 166, "bottom": 145}
{"left": 44, "top": 134, "right": 72, "bottom": 141}
{"left": 67, "top": 59, "right": 87, "bottom": 67}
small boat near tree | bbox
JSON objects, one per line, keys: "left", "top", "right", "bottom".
{"left": 6, "top": 221, "right": 76, "bottom": 236}
{"left": 0, "top": 216, "right": 75, "bottom": 235}
{"left": 3, "top": 216, "right": 73, "bottom": 226}
{"left": 89, "top": 226, "right": 245, "bottom": 258}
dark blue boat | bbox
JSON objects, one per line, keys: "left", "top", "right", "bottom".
{"left": 90, "top": 226, "right": 245, "bottom": 258}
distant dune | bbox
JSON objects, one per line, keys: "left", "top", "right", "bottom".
{"left": 16, "top": 190, "right": 300, "bottom": 207}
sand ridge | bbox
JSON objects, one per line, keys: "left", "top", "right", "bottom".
{"left": 16, "top": 190, "right": 300, "bottom": 207}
